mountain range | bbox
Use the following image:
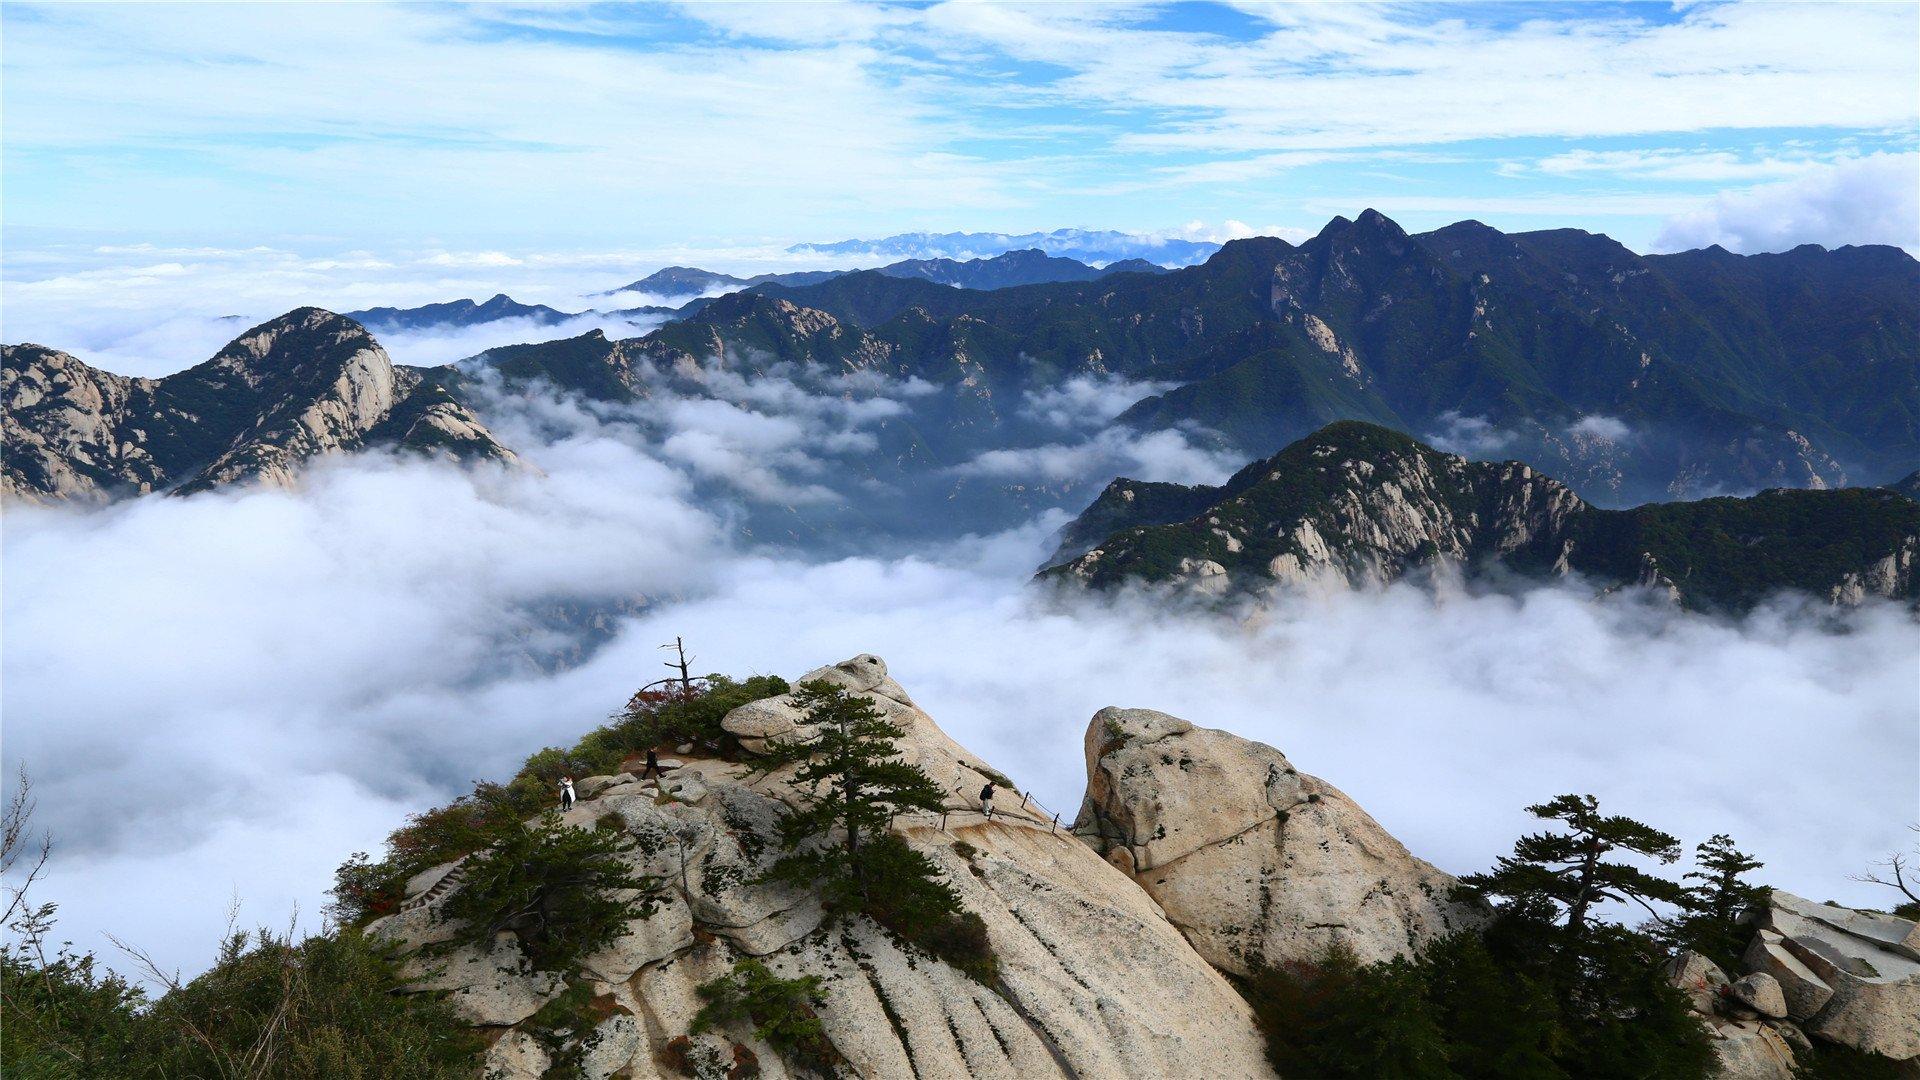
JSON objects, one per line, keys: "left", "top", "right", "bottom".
{"left": 605, "top": 247, "right": 1170, "bottom": 301}
{"left": 680, "top": 210, "right": 1917, "bottom": 507}
{"left": 8, "top": 212, "right": 1917, "bottom": 591}
{"left": 1042, "top": 421, "right": 1920, "bottom": 611}
{"left": 344, "top": 294, "right": 678, "bottom": 335}
{"left": 786, "top": 227, "right": 1223, "bottom": 265}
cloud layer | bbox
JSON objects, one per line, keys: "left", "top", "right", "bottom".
{"left": 1655, "top": 152, "right": 1920, "bottom": 254}
{"left": 5, "top": 394, "right": 1914, "bottom": 984}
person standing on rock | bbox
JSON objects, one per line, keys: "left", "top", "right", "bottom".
{"left": 980, "top": 781, "right": 996, "bottom": 821}
{"left": 559, "top": 776, "right": 577, "bottom": 811}
{"left": 642, "top": 749, "right": 661, "bottom": 780}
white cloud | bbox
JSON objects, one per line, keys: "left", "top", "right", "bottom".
{"left": 1020, "top": 374, "right": 1173, "bottom": 429}
{"left": 949, "top": 427, "right": 1241, "bottom": 486}
{"left": 1654, "top": 152, "right": 1920, "bottom": 254}
{"left": 1569, "top": 414, "right": 1634, "bottom": 442}
{"left": 6, "top": 431, "right": 1914, "bottom": 987}
{"left": 1427, "top": 410, "right": 1516, "bottom": 457}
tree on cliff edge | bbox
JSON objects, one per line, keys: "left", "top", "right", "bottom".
{"left": 753, "top": 680, "right": 950, "bottom": 909}
{"left": 753, "top": 681, "right": 994, "bottom": 979}
{"left": 1461, "top": 793, "right": 1685, "bottom": 933}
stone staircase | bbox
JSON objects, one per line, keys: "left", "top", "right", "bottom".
{"left": 400, "top": 854, "right": 472, "bottom": 913}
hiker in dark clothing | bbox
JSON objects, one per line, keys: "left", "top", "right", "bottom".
{"left": 642, "top": 749, "right": 661, "bottom": 779}
{"left": 980, "top": 781, "right": 996, "bottom": 820}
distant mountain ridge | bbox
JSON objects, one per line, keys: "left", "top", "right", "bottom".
{"left": 636, "top": 209, "right": 1916, "bottom": 507}
{"left": 345, "top": 293, "right": 678, "bottom": 335}
{"left": 788, "top": 227, "right": 1222, "bottom": 266}
{"left": 604, "top": 247, "right": 1172, "bottom": 300}
{"left": 2, "top": 309, "right": 515, "bottom": 502}
{"left": 1044, "top": 422, "right": 1919, "bottom": 611}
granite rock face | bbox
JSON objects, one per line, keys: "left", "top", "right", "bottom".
{"left": 1676, "top": 891, "right": 1920, "bottom": 1076}
{"left": 1754, "top": 891, "right": 1920, "bottom": 1061}
{"left": 1073, "top": 704, "right": 1488, "bottom": 975}
{"left": 371, "top": 655, "right": 1275, "bottom": 1080}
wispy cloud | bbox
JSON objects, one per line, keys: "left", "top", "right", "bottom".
{"left": 1653, "top": 151, "right": 1920, "bottom": 254}
{"left": 2, "top": 2, "right": 1912, "bottom": 250}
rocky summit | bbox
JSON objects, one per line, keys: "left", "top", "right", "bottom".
{"left": 1042, "top": 421, "right": 1920, "bottom": 611}
{"left": 367, "top": 654, "right": 1484, "bottom": 1079}
{"left": 1, "top": 308, "right": 516, "bottom": 503}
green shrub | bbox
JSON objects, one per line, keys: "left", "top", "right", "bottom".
{"left": 859, "top": 834, "right": 997, "bottom": 982}
{"left": 139, "top": 928, "right": 482, "bottom": 1080}
{"left": 1242, "top": 943, "right": 1453, "bottom": 1080}
{"left": 1661, "top": 834, "right": 1768, "bottom": 973}
{"left": 751, "top": 682, "right": 998, "bottom": 981}
{"left": 692, "top": 958, "right": 838, "bottom": 1072}
{"left": 0, "top": 934, "right": 148, "bottom": 1079}
{"left": 328, "top": 673, "right": 786, "bottom": 928}
{"left": 437, "top": 812, "right": 659, "bottom": 971}
{"left": 604, "top": 675, "right": 788, "bottom": 761}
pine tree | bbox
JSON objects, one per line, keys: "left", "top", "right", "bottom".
{"left": 1461, "top": 793, "right": 1685, "bottom": 933}
{"left": 752, "top": 680, "right": 951, "bottom": 911}
{"left": 1665, "top": 834, "right": 1765, "bottom": 971}
{"left": 438, "top": 813, "right": 659, "bottom": 970}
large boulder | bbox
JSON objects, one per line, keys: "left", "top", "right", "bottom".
{"left": 1669, "top": 950, "right": 1730, "bottom": 1015}
{"left": 1743, "top": 930, "right": 1835, "bottom": 1021}
{"left": 1750, "top": 891, "right": 1920, "bottom": 1061}
{"left": 1729, "top": 972, "right": 1789, "bottom": 1020}
{"left": 1073, "top": 705, "right": 1487, "bottom": 974}
{"left": 1706, "top": 1021, "right": 1798, "bottom": 1080}
{"left": 378, "top": 655, "right": 1275, "bottom": 1079}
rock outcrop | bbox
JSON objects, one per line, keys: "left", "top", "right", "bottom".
{"left": 1668, "top": 891, "right": 1920, "bottom": 1077}
{"left": 1042, "top": 421, "right": 1920, "bottom": 611}
{"left": 370, "top": 656, "right": 1275, "bottom": 1079}
{"left": 359, "top": 652, "right": 1920, "bottom": 1079}
{"left": 3, "top": 309, "right": 517, "bottom": 502}
{"left": 1073, "top": 705, "right": 1487, "bottom": 975}
{"left": 1755, "top": 891, "right": 1920, "bottom": 1061}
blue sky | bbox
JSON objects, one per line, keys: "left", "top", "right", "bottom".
{"left": 3, "top": 0, "right": 1916, "bottom": 262}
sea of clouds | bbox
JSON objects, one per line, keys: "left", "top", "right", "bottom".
{"left": 4, "top": 361, "right": 1916, "bottom": 985}
{"left": 4, "top": 238, "right": 1918, "bottom": 984}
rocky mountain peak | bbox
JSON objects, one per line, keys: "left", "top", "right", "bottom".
{"left": 367, "top": 651, "right": 1489, "bottom": 1079}
{"left": 3, "top": 308, "right": 517, "bottom": 502}
{"left": 1044, "top": 421, "right": 1916, "bottom": 610}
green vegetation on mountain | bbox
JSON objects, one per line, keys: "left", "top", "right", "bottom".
{"left": 750, "top": 681, "right": 997, "bottom": 982}
{"left": 1243, "top": 793, "right": 1721, "bottom": 1080}
{"left": 436, "top": 813, "right": 659, "bottom": 971}
{"left": 329, "top": 674, "right": 788, "bottom": 928}
{"left": 1044, "top": 421, "right": 1920, "bottom": 611}
{"left": 0, "top": 920, "right": 483, "bottom": 1080}
{"left": 691, "top": 959, "right": 839, "bottom": 1073}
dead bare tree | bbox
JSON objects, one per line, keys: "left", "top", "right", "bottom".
{"left": 638, "top": 636, "right": 697, "bottom": 695}
{"left": 1851, "top": 823, "right": 1920, "bottom": 912}
{"left": 3, "top": 764, "right": 52, "bottom": 929}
